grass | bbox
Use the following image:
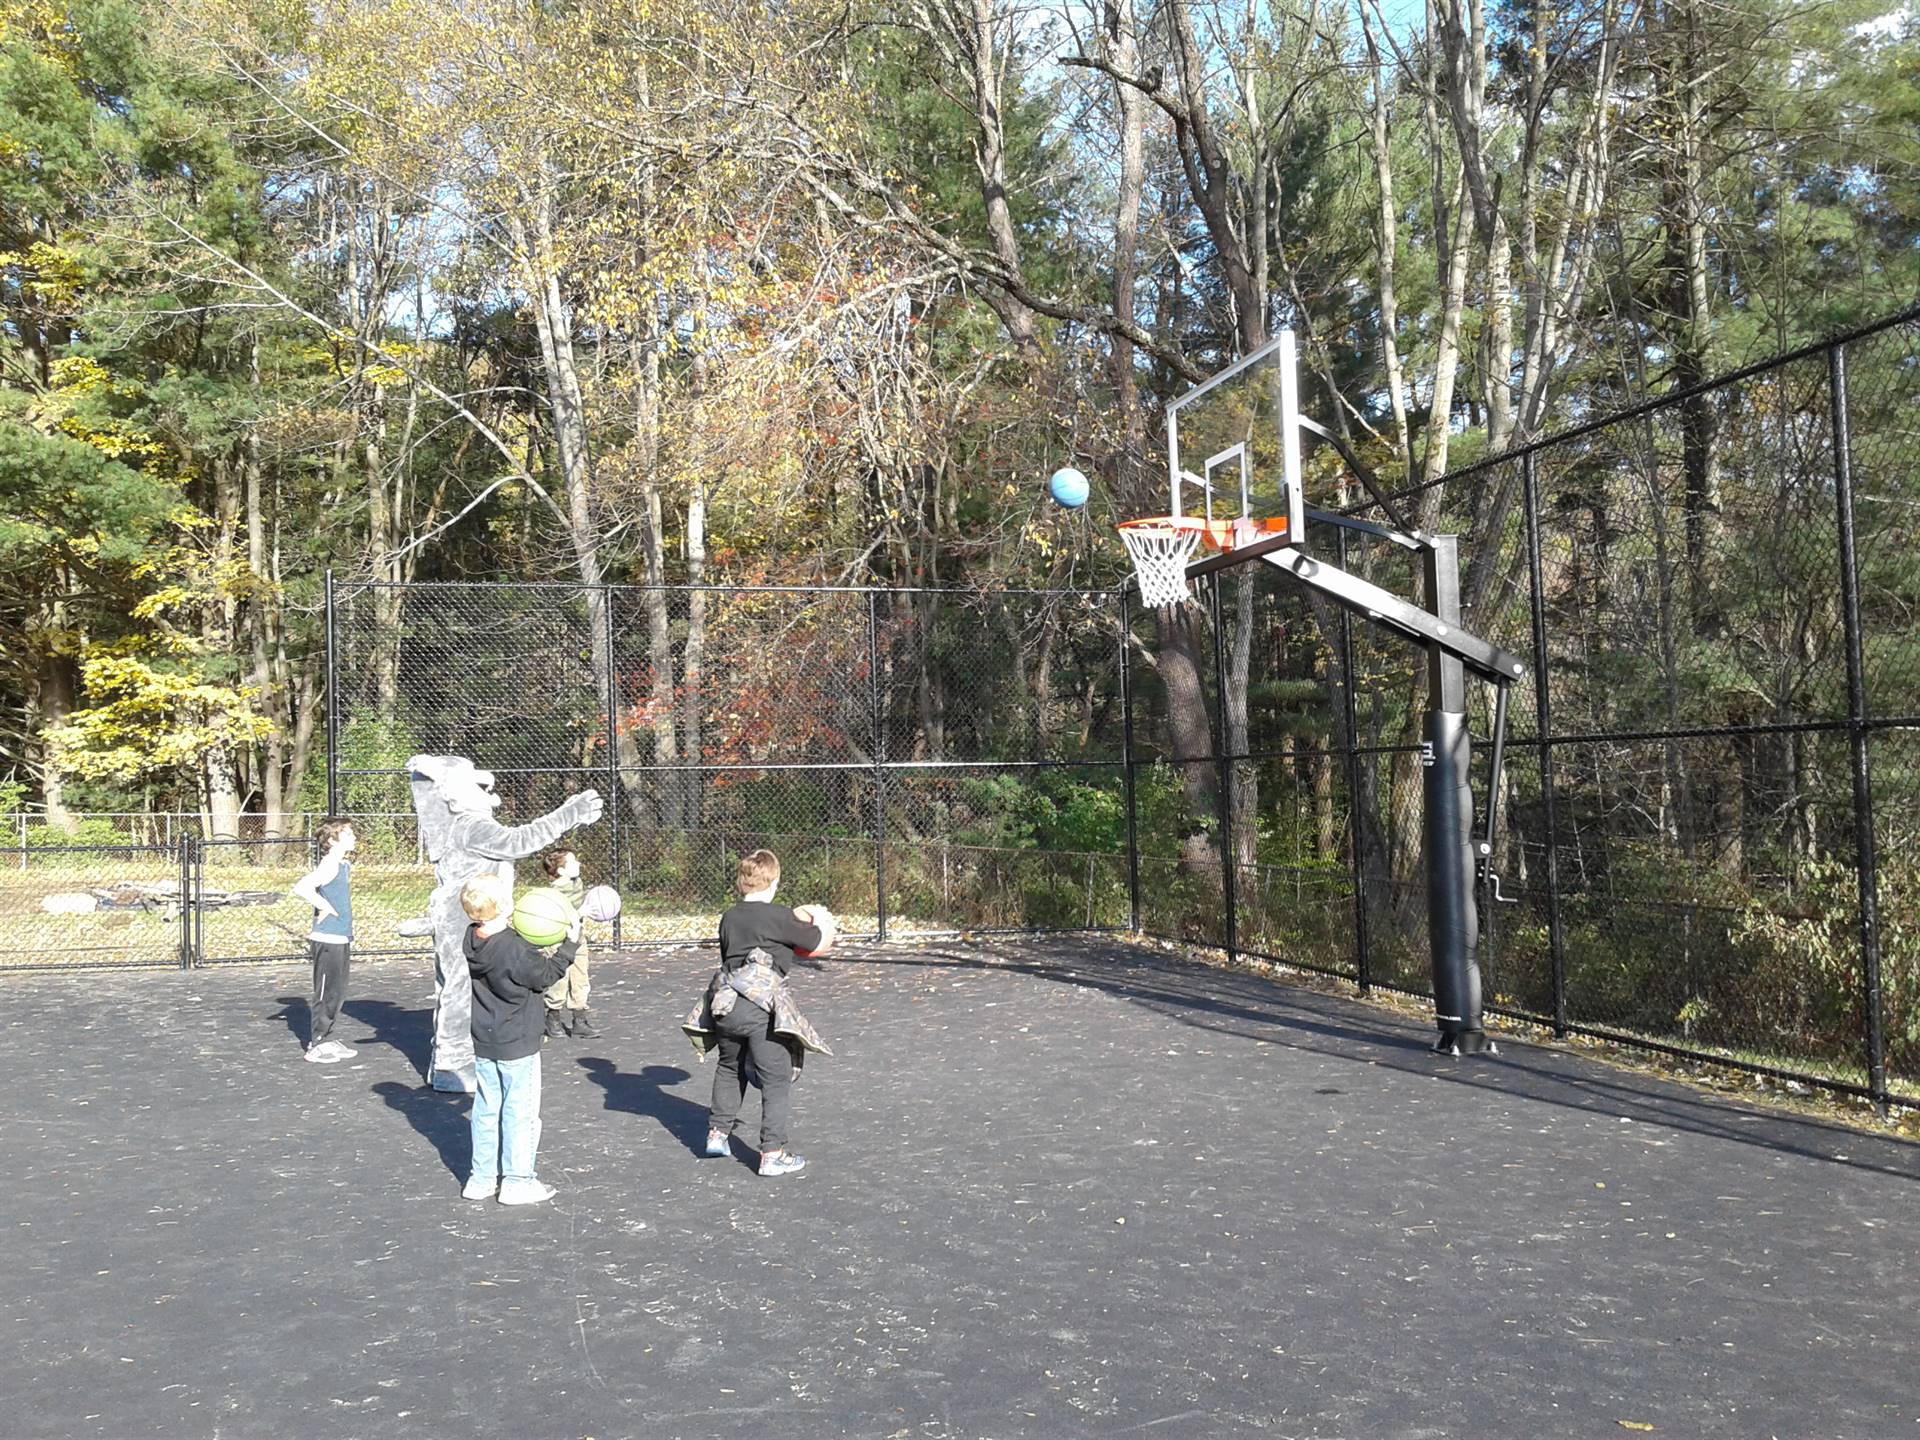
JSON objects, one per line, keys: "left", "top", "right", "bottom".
{"left": 0, "top": 852, "right": 953, "bottom": 969}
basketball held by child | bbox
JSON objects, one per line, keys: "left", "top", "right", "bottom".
{"left": 511, "top": 886, "right": 576, "bottom": 947}
{"left": 791, "top": 903, "right": 839, "bottom": 957}
{"left": 1048, "top": 466, "right": 1090, "bottom": 509}
{"left": 581, "top": 884, "right": 622, "bottom": 922}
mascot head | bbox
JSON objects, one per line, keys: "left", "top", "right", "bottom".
{"left": 408, "top": 754, "right": 503, "bottom": 862}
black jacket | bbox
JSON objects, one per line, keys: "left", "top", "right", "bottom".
{"left": 718, "top": 900, "right": 823, "bottom": 978}
{"left": 465, "top": 924, "right": 577, "bottom": 1061}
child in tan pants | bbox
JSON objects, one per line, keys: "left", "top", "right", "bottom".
{"left": 540, "top": 847, "right": 596, "bottom": 1039}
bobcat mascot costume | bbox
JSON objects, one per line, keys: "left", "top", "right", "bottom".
{"left": 408, "top": 755, "right": 603, "bottom": 1092}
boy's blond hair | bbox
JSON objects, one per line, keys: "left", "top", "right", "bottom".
{"left": 735, "top": 848, "right": 780, "bottom": 896}
{"left": 460, "top": 874, "right": 509, "bottom": 922}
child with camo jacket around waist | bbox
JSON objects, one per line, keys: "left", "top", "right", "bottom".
{"left": 689, "top": 849, "right": 837, "bottom": 1177}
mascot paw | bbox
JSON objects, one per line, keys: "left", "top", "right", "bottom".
{"left": 567, "top": 789, "right": 605, "bottom": 827}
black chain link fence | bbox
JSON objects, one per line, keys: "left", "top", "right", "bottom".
{"left": 1169, "top": 307, "right": 1920, "bottom": 1105}
{"left": 325, "top": 582, "right": 1134, "bottom": 950}
{"left": 9, "top": 312, "right": 1910, "bottom": 1107}
{"left": 0, "top": 829, "right": 439, "bottom": 972}
{"left": 0, "top": 842, "right": 192, "bottom": 968}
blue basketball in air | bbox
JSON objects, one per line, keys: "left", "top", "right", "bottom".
{"left": 1048, "top": 467, "right": 1091, "bottom": 509}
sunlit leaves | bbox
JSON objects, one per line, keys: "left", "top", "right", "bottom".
{"left": 44, "top": 648, "right": 273, "bottom": 781}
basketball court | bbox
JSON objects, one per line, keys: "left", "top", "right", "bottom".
{"left": 8, "top": 935, "right": 1918, "bottom": 1438}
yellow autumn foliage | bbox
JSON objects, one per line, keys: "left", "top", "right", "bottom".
{"left": 46, "top": 651, "right": 275, "bottom": 783}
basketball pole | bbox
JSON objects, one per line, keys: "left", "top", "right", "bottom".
{"left": 1154, "top": 328, "right": 1520, "bottom": 1057}
{"left": 1420, "top": 536, "right": 1488, "bottom": 1055}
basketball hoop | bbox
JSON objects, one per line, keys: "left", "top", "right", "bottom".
{"left": 1118, "top": 517, "right": 1212, "bottom": 609}
{"left": 1117, "top": 515, "right": 1287, "bottom": 609}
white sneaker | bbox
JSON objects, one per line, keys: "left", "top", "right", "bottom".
{"left": 497, "top": 1179, "right": 557, "bottom": 1206}
{"left": 328, "top": 1042, "right": 358, "bottom": 1058}
{"left": 305, "top": 1042, "right": 346, "bottom": 1064}
{"left": 462, "top": 1175, "right": 498, "bottom": 1200}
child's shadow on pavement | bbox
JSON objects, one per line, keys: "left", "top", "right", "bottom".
{"left": 270, "top": 996, "right": 309, "bottom": 1048}
{"left": 373, "top": 1080, "right": 470, "bottom": 1180}
{"left": 579, "top": 1058, "right": 723, "bottom": 1159}
{"left": 343, "top": 998, "right": 433, "bottom": 1075}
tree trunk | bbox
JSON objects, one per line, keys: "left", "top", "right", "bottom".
{"left": 203, "top": 745, "right": 243, "bottom": 843}
{"left": 1102, "top": 0, "right": 1151, "bottom": 512}
{"left": 283, "top": 657, "right": 321, "bottom": 829}
{"left": 30, "top": 643, "right": 77, "bottom": 830}
{"left": 244, "top": 335, "right": 291, "bottom": 839}
{"left": 961, "top": 0, "right": 1037, "bottom": 348}
{"left": 630, "top": 336, "right": 679, "bottom": 828}
{"left": 1154, "top": 607, "right": 1218, "bottom": 875}
{"left": 681, "top": 483, "right": 708, "bottom": 826}
{"left": 1360, "top": 6, "right": 1415, "bottom": 485}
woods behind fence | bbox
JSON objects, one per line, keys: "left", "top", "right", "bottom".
{"left": 5, "top": 313, "right": 1916, "bottom": 1107}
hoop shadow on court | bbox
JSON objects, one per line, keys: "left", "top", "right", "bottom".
{"left": 579, "top": 1058, "right": 725, "bottom": 1159}
{"left": 840, "top": 940, "right": 1920, "bottom": 1184}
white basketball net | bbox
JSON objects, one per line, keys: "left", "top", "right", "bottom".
{"left": 1120, "top": 523, "right": 1202, "bottom": 609}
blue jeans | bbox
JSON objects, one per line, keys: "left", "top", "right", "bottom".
{"left": 470, "top": 1054, "right": 543, "bottom": 1184}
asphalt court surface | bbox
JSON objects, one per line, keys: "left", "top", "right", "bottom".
{"left": 6, "top": 935, "right": 1918, "bottom": 1438}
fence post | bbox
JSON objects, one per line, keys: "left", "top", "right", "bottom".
{"left": 1119, "top": 587, "right": 1142, "bottom": 932}
{"left": 603, "top": 583, "right": 624, "bottom": 950}
{"left": 1337, "top": 528, "right": 1370, "bottom": 992}
{"left": 867, "top": 591, "right": 888, "bottom": 940}
{"left": 1207, "top": 574, "right": 1238, "bottom": 960}
{"left": 1827, "top": 343, "right": 1889, "bottom": 1107}
{"left": 324, "top": 569, "right": 341, "bottom": 815}
{"left": 177, "top": 834, "right": 195, "bottom": 968}
{"left": 1523, "top": 452, "right": 1570, "bottom": 1037}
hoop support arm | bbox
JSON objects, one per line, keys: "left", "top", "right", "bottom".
{"left": 1303, "top": 507, "right": 1426, "bottom": 552}
{"left": 1189, "top": 539, "right": 1527, "bottom": 685}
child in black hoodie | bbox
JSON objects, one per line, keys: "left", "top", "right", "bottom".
{"left": 459, "top": 874, "right": 578, "bottom": 1205}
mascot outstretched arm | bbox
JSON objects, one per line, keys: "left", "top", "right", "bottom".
{"left": 408, "top": 755, "right": 604, "bottom": 1092}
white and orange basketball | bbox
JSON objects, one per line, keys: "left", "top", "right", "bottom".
{"left": 792, "top": 903, "right": 839, "bottom": 956}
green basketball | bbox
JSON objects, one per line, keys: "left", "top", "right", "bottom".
{"left": 511, "top": 886, "right": 576, "bottom": 947}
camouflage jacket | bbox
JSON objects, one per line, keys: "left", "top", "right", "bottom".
{"left": 681, "top": 950, "right": 832, "bottom": 1070}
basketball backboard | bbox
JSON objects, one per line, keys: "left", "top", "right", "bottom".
{"left": 1166, "top": 331, "right": 1307, "bottom": 546}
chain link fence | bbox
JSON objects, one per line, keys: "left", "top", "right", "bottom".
{"left": 304, "top": 307, "right": 1912, "bottom": 1103}
{"left": 0, "top": 830, "right": 440, "bottom": 972}
{"left": 8, "top": 312, "right": 1912, "bottom": 1106}
{"left": 325, "top": 582, "right": 1134, "bottom": 950}
{"left": 1169, "top": 306, "right": 1920, "bottom": 1105}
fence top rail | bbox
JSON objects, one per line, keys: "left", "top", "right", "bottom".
{"left": 1342, "top": 298, "right": 1920, "bottom": 511}
{"left": 16, "top": 811, "right": 417, "bottom": 819}
{"left": 336, "top": 758, "right": 1132, "bottom": 777}
{"left": 1, "top": 843, "right": 177, "bottom": 857}
{"left": 330, "top": 579, "right": 1128, "bottom": 600}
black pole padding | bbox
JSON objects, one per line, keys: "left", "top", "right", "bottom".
{"left": 1424, "top": 707, "right": 1489, "bottom": 1053}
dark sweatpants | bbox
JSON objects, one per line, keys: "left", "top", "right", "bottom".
{"left": 707, "top": 999, "right": 795, "bottom": 1151}
{"left": 308, "top": 940, "right": 351, "bottom": 1047}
